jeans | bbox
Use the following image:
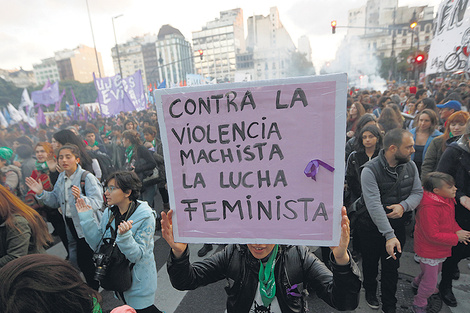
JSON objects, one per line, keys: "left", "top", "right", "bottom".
{"left": 65, "top": 217, "right": 100, "bottom": 290}
{"left": 357, "top": 224, "right": 406, "bottom": 310}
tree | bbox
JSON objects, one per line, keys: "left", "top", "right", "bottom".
{"left": 286, "top": 51, "right": 316, "bottom": 77}
{"left": 378, "top": 48, "right": 415, "bottom": 81}
{"left": 0, "top": 78, "right": 23, "bottom": 108}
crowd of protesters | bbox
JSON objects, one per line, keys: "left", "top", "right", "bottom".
{"left": 0, "top": 78, "right": 469, "bottom": 313}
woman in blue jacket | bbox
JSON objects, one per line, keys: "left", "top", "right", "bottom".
{"left": 76, "top": 171, "right": 162, "bottom": 313}
{"left": 26, "top": 144, "right": 103, "bottom": 290}
{"left": 409, "top": 109, "right": 442, "bottom": 175}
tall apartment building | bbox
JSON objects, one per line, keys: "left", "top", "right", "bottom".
{"left": 242, "top": 7, "right": 296, "bottom": 81}
{"left": 156, "top": 25, "right": 194, "bottom": 86}
{"left": 33, "top": 45, "right": 103, "bottom": 85}
{"left": 111, "top": 25, "right": 193, "bottom": 87}
{"left": 192, "top": 8, "right": 245, "bottom": 83}
{"left": 33, "top": 57, "right": 60, "bottom": 85}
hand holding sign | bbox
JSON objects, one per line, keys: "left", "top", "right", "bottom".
{"left": 329, "top": 206, "right": 350, "bottom": 265}
{"left": 162, "top": 210, "right": 188, "bottom": 259}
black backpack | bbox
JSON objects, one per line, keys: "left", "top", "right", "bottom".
{"left": 89, "top": 151, "right": 116, "bottom": 183}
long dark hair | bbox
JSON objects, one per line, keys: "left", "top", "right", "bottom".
{"left": 354, "top": 125, "right": 383, "bottom": 152}
{"left": 0, "top": 254, "right": 101, "bottom": 313}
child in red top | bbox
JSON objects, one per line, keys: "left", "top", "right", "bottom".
{"left": 412, "top": 172, "right": 470, "bottom": 313}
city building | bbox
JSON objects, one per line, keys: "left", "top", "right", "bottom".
{"left": 111, "top": 25, "right": 193, "bottom": 87}
{"left": 33, "top": 57, "right": 60, "bottom": 85}
{"left": 112, "top": 37, "right": 146, "bottom": 83}
{"left": 298, "top": 35, "right": 312, "bottom": 63}
{"left": 330, "top": 0, "right": 434, "bottom": 83}
{"left": 192, "top": 8, "right": 245, "bottom": 83}
{"left": 33, "top": 45, "right": 103, "bottom": 85}
{"left": 155, "top": 25, "right": 194, "bottom": 87}
{"left": 346, "top": 0, "right": 434, "bottom": 59}
{"left": 242, "top": 7, "right": 296, "bottom": 81}
{"left": 55, "top": 45, "right": 104, "bottom": 83}
{"left": 0, "top": 68, "right": 36, "bottom": 88}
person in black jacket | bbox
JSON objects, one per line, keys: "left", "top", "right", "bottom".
{"left": 122, "top": 130, "right": 157, "bottom": 208}
{"left": 161, "top": 207, "right": 361, "bottom": 313}
{"left": 436, "top": 120, "right": 470, "bottom": 307}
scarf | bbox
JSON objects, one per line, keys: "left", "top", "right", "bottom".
{"left": 259, "top": 244, "right": 279, "bottom": 307}
{"left": 92, "top": 297, "right": 102, "bottom": 313}
{"left": 35, "top": 160, "right": 49, "bottom": 172}
{"left": 125, "top": 145, "right": 134, "bottom": 164}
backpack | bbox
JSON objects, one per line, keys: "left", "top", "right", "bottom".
{"left": 151, "top": 152, "right": 166, "bottom": 185}
{"left": 89, "top": 151, "right": 116, "bottom": 183}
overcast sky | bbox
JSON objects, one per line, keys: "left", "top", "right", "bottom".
{"left": 0, "top": 0, "right": 441, "bottom": 76}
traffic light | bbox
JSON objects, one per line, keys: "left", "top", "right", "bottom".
{"left": 415, "top": 54, "right": 426, "bottom": 64}
{"left": 198, "top": 49, "right": 203, "bottom": 60}
{"left": 331, "top": 20, "right": 337, "bottom": 34}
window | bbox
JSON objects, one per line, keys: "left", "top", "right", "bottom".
{"left": 402, "top": 39, "right": 407, "bottom": 44}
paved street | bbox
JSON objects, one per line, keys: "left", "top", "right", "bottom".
{"left": 46, "top": 221, "right": 470, "bottom": 313}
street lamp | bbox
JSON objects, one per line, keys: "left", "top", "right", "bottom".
{"left": 112, "top": 14, "right": 123, "bottom": 78}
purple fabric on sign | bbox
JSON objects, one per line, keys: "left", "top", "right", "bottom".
{"left": 32, "top": 81, "right": 59, "bottom": 105}
{"left": 93, "top": 70, "right": 146, "bottom": 116}
{"left": 304, "top": 159, "right": 335, "bottom": 181}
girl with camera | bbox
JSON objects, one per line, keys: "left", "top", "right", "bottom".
{"left": 76, "top": 171, "right": 162, "bottom": 313}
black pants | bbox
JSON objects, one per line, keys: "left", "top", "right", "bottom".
{"left": 440, "top": 242, "right": 470, "bottom": 289}
{"left": 135, "top": 305, "right": 163, "bottom": 313}
{"left": 357, "top": 224, "right": 406, "bottom": 310}
{"left": 46, "top": 207, "right": 69, "bottom": 253}
{"left": 65, "top": 217, "right": 100, "bottom": 290}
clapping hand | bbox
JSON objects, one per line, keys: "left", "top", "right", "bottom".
{"left": 76, "top": 198, "right": 92, "bottom": 213}
{"left": 25, "top": 177, "right": 44, "bottom": 195}
{"left": 118, "top": 220, "right": 133, "bottom": 235}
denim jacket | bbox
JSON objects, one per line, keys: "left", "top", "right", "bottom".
{"left": 78, "top": 201, "right": 158, "bottom": 309}
{"left": 37, "top": 165, "right": 103, "bottom": 238}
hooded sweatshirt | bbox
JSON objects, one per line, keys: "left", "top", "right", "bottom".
{"left": 414, "top": 191, "right": 461, "bottom": 259}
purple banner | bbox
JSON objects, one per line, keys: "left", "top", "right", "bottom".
{"left": 32, "top": 81, "right": 59, "bottom": 105}
{"left": 93, "top": 70, "right": 146, "bottom": 117}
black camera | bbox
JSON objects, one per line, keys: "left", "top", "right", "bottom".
{"left": 92, "top": 253, "right": 110, "bottom": 281}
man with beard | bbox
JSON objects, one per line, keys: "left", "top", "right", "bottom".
{"left": 356, "top": 128, "right": 423, "bottom": 313}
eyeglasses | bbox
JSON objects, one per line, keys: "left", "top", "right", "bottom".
{"left": 104, "top": 186, "right": 119, "bottom": 192}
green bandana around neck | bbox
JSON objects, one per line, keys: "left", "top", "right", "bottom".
{"left": 35, "top": 160, "right": 49, "bottom": 172}
{"left": 258, "top": 244, "right": 279, "bottom": 307}
{"left": 92, "top": 297, "right": 102, "bottom": 313}
{"left": 125, "top": 145, "right": 134, "bottom": 164}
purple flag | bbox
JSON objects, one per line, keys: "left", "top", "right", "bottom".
{"left": 71, "top": 88, "right": 79, "bottom": 121}
{"left": 42, "top": 79, "right": 51, "bottom": 91}
{"left": 93, "top": 70, "right": 146, "bottom": 116}
{"left": 32, "top": 81, "right": 59, "bottom": 106}
{"left": 55, "top": 88, "right": 66, "bottom": 112}
{"left": 36, "top": 105, "right": 46, "bottom": 125}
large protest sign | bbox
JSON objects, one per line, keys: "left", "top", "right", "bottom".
{"left": 94, "top": 70, "right": 146, "bottom": 116}
{"left": 426, "top": 0, "right": 470, "bottom": 75}
{"left": 156, "top": 74, "right": 347, "bottom": 246}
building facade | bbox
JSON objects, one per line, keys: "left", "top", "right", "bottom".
{"left": 111, "top": 25, "right": 193, "bottom": 87}
{"left": 33, "top": 57, "right": 60, "bottom": 85}
{"left": 192, "top": 8, "right": 245, "bottom": 83}
{"left": 33, "top": 45, "right": 103, "bottom": 85}
{"left": 0, "top": 68, "right": 36, "bottom": 88}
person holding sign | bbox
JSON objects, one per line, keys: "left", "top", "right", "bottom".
{"left": 161, "top": 207, "right": 361, "bottom": 313}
